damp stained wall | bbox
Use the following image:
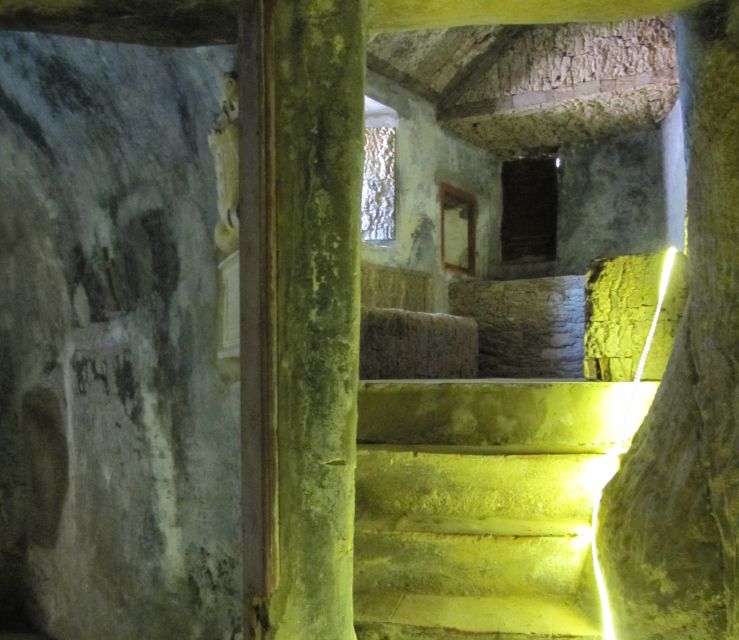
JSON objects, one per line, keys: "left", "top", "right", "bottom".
{"left": 0, "top": 33, "right": 242, "bottom": 639}
{"left": 490, "top": 127, "right": 669, "bottom": 280}
{"left": 363, "top": 70, "right": 501, "bottom": 312}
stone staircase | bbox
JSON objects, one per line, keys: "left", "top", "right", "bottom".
{"left": 354, "top": 379, "right": 658, "bottom": 639}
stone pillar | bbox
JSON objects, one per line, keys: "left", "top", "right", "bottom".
{"left": 240, "top": 1, "right": 366, "bottom": 639}
{"left": 599, "top": 1, "right": 739, "bottom": 638}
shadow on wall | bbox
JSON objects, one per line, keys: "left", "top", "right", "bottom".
{"left": 0, "top": 388, "right": 67, "bottom": 634}
{"left": 21, "top": 388, "right": 69, "bottom": 550}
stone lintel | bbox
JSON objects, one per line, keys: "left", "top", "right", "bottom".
{"left": 0, "top": 0, "right": 701, "bottom": 47}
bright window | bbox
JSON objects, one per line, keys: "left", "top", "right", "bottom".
{"left": 362, "top": 97, "right": 398, "bottom": 243}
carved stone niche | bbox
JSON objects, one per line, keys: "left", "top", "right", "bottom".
{"left": 209, "top": 72, "right": 240, "bottom": 255}
{"left": 210, "top": 73, "right": 241, "bottom": 366}
{"left": 218, "top": 250, "right": 240, "bottom": 361}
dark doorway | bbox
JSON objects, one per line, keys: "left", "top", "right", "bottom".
{"left": 501, "top": 158, "right": 559, "bottom": 263}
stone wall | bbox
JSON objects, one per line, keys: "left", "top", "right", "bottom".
{"left": 362, "top": 70, "right": 501, "bottom": 312}
{"left": 600, "top": 3, "right": 739, "bottom": 638}
{"left": 0, "top": 34, "right": 241, "bottom": 639}
{"left": 584, "top": 252, "right": 688, "bottom": 381}
{"left": 489, "top": 128, "right": 668, "bottom": 280}
{"left": 450, "top": 276, "right": 586, "bottom": 378}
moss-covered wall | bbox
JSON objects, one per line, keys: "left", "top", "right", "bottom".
{"left": 0, "top": 34, "right": 241, "bottom": 638}
{"left": 584, "top": 252, "right": 688, "bottom": 381}
{"left": 600, "top": 1, "right": 739, "bottom": 637}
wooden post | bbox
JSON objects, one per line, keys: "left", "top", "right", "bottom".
{"left": 239, "top": 0, "right": 278, "bottom": 634}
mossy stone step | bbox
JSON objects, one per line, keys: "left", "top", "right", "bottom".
{"left": 354, "top": 592, "right": 601, "bottom": 638}
{"left": 356, "top": 447, "right": 611, "bottom": 527}
{"left": 358, "top": 379, "right": 657, "bottom": 452}
{"left": 354, "top": 529, "right": 594, "bottom": 599}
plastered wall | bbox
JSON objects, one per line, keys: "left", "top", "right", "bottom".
{"left": 0, "top": 33, "right": 242, "bottom": 639}
{"left": 363, "top": 70, "right": 502, "bottom": 312}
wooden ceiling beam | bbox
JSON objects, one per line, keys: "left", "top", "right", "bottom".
{"left": 0, "top": 2, "right": 238, "bottom": 47}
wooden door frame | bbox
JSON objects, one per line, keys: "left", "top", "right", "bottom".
{"left": 239, "top": 0, "right": 278, "bottom": 620}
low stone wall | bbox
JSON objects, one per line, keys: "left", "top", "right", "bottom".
{"left": 584, "top": 251, "right": 688, "bottom": 381}
{"left": 360, "top": 308, "right": 478, "bottom": 379}
{"left": 450, "top": 276, "right": 586, "bottom": 378}
{"left": 361, "top": 262, "right": 432, "bottom": 312}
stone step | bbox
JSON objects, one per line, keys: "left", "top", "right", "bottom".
{"left": 356, "top": 447, "right": 611, "bottom": 528}
{"left": 358, "top": 379, "right": 657, "bottom": 452}
{"left": 354, "top": 529, "right": 593, "bottom": 600}
{"left": 354, "top": 592, "right": 601, "bottom": 638}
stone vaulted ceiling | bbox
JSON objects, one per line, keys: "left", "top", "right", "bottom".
{"left": 367, "top": 18, "right": 679, "bottom": 156}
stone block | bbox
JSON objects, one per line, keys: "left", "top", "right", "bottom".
{"left": 360, "top": 308, "right": 478, "bottom": 379}
{"left": 361, "top": 262, "right": 432, "bottom": 312}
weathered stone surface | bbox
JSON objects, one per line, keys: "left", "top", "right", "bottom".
{"left": 367, "top": 26, "right": 503, "bottom": 102}
{"left": 461, "top": 19, "right": 677, "bottom": 103}
{"left": 356, "top": 447, "right": 607, "bottom": 527}
{"left": 361, "top": 263, "right": 432, "bottom": 312}
{"left": 355, "top": 528, "right": 591, "bottom": 598}
{"left": 445, "top": 84, "right": 678, "bottom": 157}
{"left": 357, "top": 380, "right": 658, "bottom": 451}
{"left": 440, "top": 19, "right": 679, "bottom": 155}
{"left": 264, "top": 1, "right": 366, "bottom": 638}
{"left": 450, "top": 276, "right": 586, "bottom": 378}
{"left": 360, "top": 309, "right": 477, "bottom": 379}
{"left": 0, "top": 0, "right": 701, "bottom": 46}
{"left": 584, "top": 252, "right": 689, "bottom": 381}
{"left": 356, "top": 620, "right": 600, "bottom": 640}
{"left": 600, "top": 2, "right": 739, "bottom": 638}
{"left": 368, "top": 0, "right": 700, "bottom": 31}
{"left": 352, "top": 378, "right": 655, "bottom": 638}
{"left": 0, "top": 33, "right": 241, "bottom": 639}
